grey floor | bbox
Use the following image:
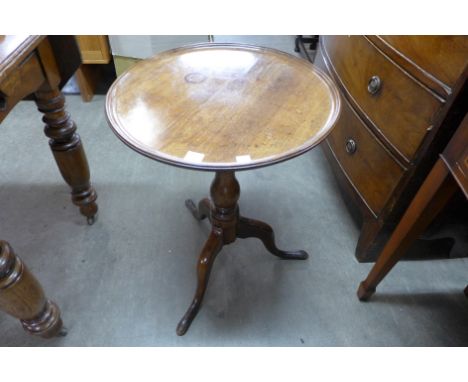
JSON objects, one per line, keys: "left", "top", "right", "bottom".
{"left": 0, "top": 95, "right": 467, "bottom": 346}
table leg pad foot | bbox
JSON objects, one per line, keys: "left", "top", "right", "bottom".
{"left": 176, "top": 301, "right": 200, "bottom": 336}
{"left": 185, "top": 198, "right": 211, "bottom": 222}
{"left": 237, "top": 216, "right": 308, "bottom": 260}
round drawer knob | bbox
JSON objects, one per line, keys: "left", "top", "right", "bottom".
{"left": 345, "top": 138, "right": 357, "bottom": 155}
{"left": 367, "top": 75, "right": 382, "bottom": 95}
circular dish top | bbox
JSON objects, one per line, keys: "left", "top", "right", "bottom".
{"left": 106, "top": 43, "right": 340, "bottom": 170}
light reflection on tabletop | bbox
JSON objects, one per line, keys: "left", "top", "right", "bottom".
{"left": 106, "top": 44, "right": 340, "bottom": 170}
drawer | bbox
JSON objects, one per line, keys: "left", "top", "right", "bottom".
{"left": 379, "top": 35, "right": 468, "bottom": 91}
{"left": 0, "top": 51, "right": 45, "bottom": 122}
{"left": 322, "top": 35, "right": 443, "bottom": 161}
{"left": 326, "top": 95, "right": 405, "bottom": 216}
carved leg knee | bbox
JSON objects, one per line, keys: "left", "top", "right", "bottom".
{"left": 236, "top": 216, "right": 308, "bottom": 260}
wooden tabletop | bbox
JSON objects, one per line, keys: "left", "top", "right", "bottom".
{"left": 106, "top": 43, "right": 341, "bottom": 170}
{"left": 0, "top": 35, "right": 43, "bottom": 82}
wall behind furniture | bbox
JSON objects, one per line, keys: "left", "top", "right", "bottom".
{"left": 108, "top": 36, "right": 297, "bottom": 76}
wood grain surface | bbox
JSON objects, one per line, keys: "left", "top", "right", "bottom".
{"left": 379, "top": 36, "right": 468, "bottom": 92}
{"left": 321, "top": 35, "right": 443, "bottom": 162}
{"left": 106, "top": 43, "right": 340, "bottom": 170}
{"left": 0, "top": 35, "right": 43, "bottom": 83}
{"left": 317, "top": 35, "right": 467, "bottom": 262}
{"left": 325, "top": 95, "right": 405, "bottom": 216}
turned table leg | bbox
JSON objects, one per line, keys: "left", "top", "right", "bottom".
{"left": 35, "top": 88, "right": 98, "bottom": 224}
{"left": 179, "top": 171, "right": 308, "bottom": 335}
{"left": 0, "top": 240, "right": 66, "bottom": 338}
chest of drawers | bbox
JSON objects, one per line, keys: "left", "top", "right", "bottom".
{"left": 316, "top": 35, "right": 468, "bottom": 261}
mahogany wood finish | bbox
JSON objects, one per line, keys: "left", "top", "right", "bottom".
{"left": 178, "top": 171, "right": 308, "bottom": 335}
{"left": 0, "top": 35, "right": 98, "bottom": 222}
{"left": 35, "top": 88, "right": 98, "bottom": 222}
{"left": 322, "top": 35, "right": 442, "bottom": 162}
{"left": 357, "top": 112, "right": 468, "bottom": 300}
{"left": 106, "top": 43, "right": 340, "bottom": 335}
{"left": 0, "top": 241, "right": 66, "bottom": 338}
{"left": 1, "top": 35, "right": 98, "bottom": 337}
{"left": 316, "top": 35, "right": 468, "bottom": 262}
{"left": 439, "top": 116, "right": 468, "bottom": 198}
{"left": 357, "top": 161, "right": 457, "bottom": 300}
{"left": 106, "top": 43, "right": 340, "bottom": 170}
{"left": 325, "top": 94, "right": 405, "bottom": 216}
{"left": 376, "top": 36, "right": 468, "bottom": 95}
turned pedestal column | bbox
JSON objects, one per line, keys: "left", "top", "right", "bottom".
{"left": 105, "top": 43, "right": 340, "bottom": 335}
{"left": 177, "top": 171, "right": 308, "bottom": 335}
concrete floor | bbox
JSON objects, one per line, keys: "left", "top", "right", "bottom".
{"left": 0, "top": 95, "right": 467, "bottom": 346}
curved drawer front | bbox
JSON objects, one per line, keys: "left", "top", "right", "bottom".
{"left": 326, "top": 95, "right": 405, "bottom": 216}
{"left": 322, "top": 35, "right": 443, "bottom": 161}
{"left": 379, "top": 35, "right": 468, "bottom": 91}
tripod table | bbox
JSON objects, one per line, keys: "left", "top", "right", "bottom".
{"left": 105, "top": 43, "right": 340, "bottom": 335}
